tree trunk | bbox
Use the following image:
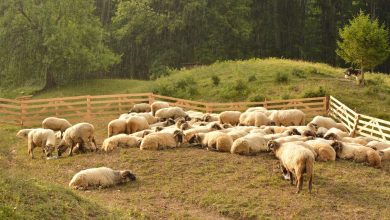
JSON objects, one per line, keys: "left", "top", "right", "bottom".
{"left": 43, "top": 72, "right": 56, "bottom": 90}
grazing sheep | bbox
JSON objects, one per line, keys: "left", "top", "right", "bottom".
{"left": 69, "top": 167, "right": 136, "bottom": 190}
{"left": 126, "top": 116, "right": 150, "bottom": 134}
{"left": 331, "top": 141, "right": 381, "bottom": 168}
{"left": 267, "top": 140, "right": 314, "bottom": 193}
{"left": 107, "top": 119, "right": 127, "bottom": 137}
{"left": 245, "top": 107, "right": 267, "bottom": 113}
{"left": 189, "top": 131, "right": 233, "bottom": 152}
{"left": 129, "top": 103, "right": 151, "bottom": 113}
{"left": 102, "top": 134, "right": 142, "bottom": 152}
{"left": 231, "top": 134, "right": 268, "bottom": 155}
{"left": 324, "top": 128, "right": 349, "bottom": 140}
{"left": 379, "top": 148, "right": 390, "bottom": 160}
{"left": 16, "top": 129, "right": 34, "bottom": 139}
{"left": 57, "top": 123, "right": 97, "bottom": 157}
{"left": 366, "top": 141, "right": 390, "bottom": 151}
{"left": 239, "top": 112, "right": 273, "bottom": 127}
{"left": 25, "top": 128, "right": 58, "bottom": 158}
{"left": 151, "top": 101, "right": 170, "bottom": 116}
{"left": 269, "top": 109, "right": 305, "bottom": 126}
{"left": 42, "top": 117, "right": 72, "bottom": 133}
{"left": 305, "top": 140, "right": 336, "bottom": 162}
{"left": 155, "top": 107, "right": 188, "bottom": 121}
{"left": 308, "top": 116, "right": 347, "bottom": 132}
{"left": 315, "top": 127, "right": 328, "bottom": 138}
{"left": 202, "top": 113, "right": 219, "bottom": 122}
{"left": 219, "top": 111, "right": 241, "bottom": 126}
{"left": 140, "top": 130, "right": 185, "bottom": 150}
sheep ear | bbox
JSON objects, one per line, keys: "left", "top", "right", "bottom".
{"left": 379, "top": 151, "right": 385, "bottom": 157}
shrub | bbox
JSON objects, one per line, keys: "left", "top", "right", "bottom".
{"left": 281, "top": 94, "right": 291, "bottom": 100}
{"left": 153, "top": 76, "right": 198, "bottom": 98}
{"left": 247, "top": 74, "right": 257, "bottom": 82}
{"left": 234, "top": 79, "right": 247, "bottom": 92}
{"left": 247, "top": 94, "right": 265, "bottom": 102}
{"left": 211, "top": 75, "right": 220, "bottom": 86}
{"left": 291, "top": 69, "right": 306, "bottom": 78}
{"left": 220, "top": 80, "right": 249, "bottom": 101}
{"left": 274, "top": 72, "right": 289, "bottom": 84}
{"left": 302, "top": 86, "right": 327, "bottom": 98}
{"left": 149, "top": 65, "right": 172, "bottom": 80}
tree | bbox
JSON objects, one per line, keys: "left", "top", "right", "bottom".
{"left": 0, "top": 0, "right": 119, "bottom": 90}
{"left": 336, "top": 11, "right": 390, "bottom": 85}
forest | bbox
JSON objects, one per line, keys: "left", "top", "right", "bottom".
{"left": 0, "top": 0, "right": 389, "bottom": 89}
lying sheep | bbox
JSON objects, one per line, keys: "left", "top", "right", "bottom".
{"left": 239, "top": 112, "right": 273, "bottom": 127}
{"left": 24, "top": 128, "right": 58, "bottom": 158}
{"left": 219, "top": 111, "right": 241, "bottom": 126}
{"left": 267, "top": 140, "right": 314, "bottom": 193}
{"left": 379, "top": 148, "right": 390, "bottom": 161}
{"left": 175, "top": 118, "right": 191, "bottom": 130}
{"left": 269, "top": 109, "right": 305, "bottom": 126}
{"left": 102, "top": 134, "right": 142, "bottom": 152}
{"left": 155, "top": 107, "right": 188, "bottom": 121}
{"left": 107, "top": 119, "right": 127, "bottom": 137}
{"left": 331, "top": 141, "right": 381, "bottom": 168}
{"left": 150, "top": 118, "right": 175, "bottom": 128}
{"left": 129, "top": 103, "right": 151, "bottom": 113}
{"left": 16, "top": 129, "right": 34, "bottom": 139}
{"left": 151, "top": 101, "right": 170, "bottom": 116}
{"left": 366, "top": 141, "right": 390, "bottom": 151}
{"left": 42, "top": 117, "right": 72, "bottom": 133}
{"left": 69, "top": 167, "right": 136, "bottom": 190}
{"left": 292, "top": 124, "right": 317, "bottom": 137}
{"left": 249, "top": 127, "right": 274, "bottom": 135}
{"left": 183, "top": 122, "right": 223, "bottom": 142}
{"left": 305, "top": 139, "right": 336, "bottom": 162}
{"left": 202, "top": 113, "right": 219, "bottom": 122}
{"left": 140, "top": 130, "right": 185, "bottom": 150}
{"left": 58, "top": 123, "right": 97, "bottom": 157}
{"left": 341, "top": 137, "right": 369, "bottom": 146}
{"left": 189, "top": 131, "right": 233, "bottom": 152}
{"left": 308, "top": 116, "right": 346, "bottom": 132}
{"left": 126, "top": 116, "right": 150, "bottom": 134}
{"left": 324, "top": 128, "right": 349, "bottom": 140}
{"left": 231, "top": 133, "right": 268, "bottom": 155}
{"left": 131, "top": 129, "right": 155, "bottom": 138}
{"left": 227, "top": 130, "right": 248, "bottom": 141}
{"left": 315, "top": 127, "right": 328, "bottom": 138}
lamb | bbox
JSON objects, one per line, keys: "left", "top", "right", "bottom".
{"left": 16, "top": 129, "right": 34, "bottom": 139}
{"left": 42, "top": 117, "right": 72, "bottom": 133}
{"left": 129, "top": 103, "right": 151, "bottom": 113}
{"left": 140, "top": 130, "right": 185, "bottom": 150}
{"left": 107, "top": 119, "right": 127, "bottom": 137}
{"left": 231, "top": 134, "right": 268, "bottom": 155}
{"left": 331, "top": 141, "right": 381, "bottom": 168}
{"left": 151, "top": 101, "right": 170, "bottom": 116}
{"left": 57, "top": 123, "right": 97, "bottom": 157}
{"left": 155, "top": 107, "right": 188, "bottom": 121}
{"left": 324, "top": 128, "right": 349, "bottom": 140}
{"left": 366, "top": 140, "right": 390, "bottom": 151}
{"left": 25, "top": 128, "right": 58, "bottom": 158}
{"left": 69, "top": 167, "right": 136, "bottom": 190}
{"left": 379, "top": 148, "right": 390, "bottom": 161}
{"left": 268, "top": 109, "right": 305, "bottom": 126}
{"left": 102, "top": 134, "right": 142, "bottom": 152}
{"left": 219, "top": 111, "right": 241, "bottom": 126}
{"left": 305, "top": 139, "right": 336, "bottom": 162}
{"left": 126, "top": 116, "right": 150, "bottom": 134}
{"left": 308, "top": 116, "right": 347, "bottom": 132}
{"left": 239, "top": 112, "right": 273, "bottom": 127}
{"left": 267, "top": 140, "right": 314, "bottom": 193}
{"left": 188, "top": 131, "right": 233, "bottom": 152}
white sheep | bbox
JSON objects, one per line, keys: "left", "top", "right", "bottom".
{"left": 57, "top": 123, "right": 97, "bottom": 157}
{"left": 175, "top": 118, "right": 192, "bottom": 130}
{"left": 140, "top": 130, "right": 185, "bottom": 150}
{"left": 331, "top": 141, "right": 381, "bottom": 168}
{"left": 183, "top": 122, "right": 223, "bottom": 142}
{"left": 379, "top": 148, "right": 390, "bottom": 161}
{"left": 269, "top": 109, "right": 305, "bottom": 126}
{"left": 202, "top": 113, "right": 219, "bottom": 122}
{"left": 126, "top": 116, "right": 150, "bottom": 134}
{"left": 16, "top": 129, "right": 34, "bottom": 139}
{"left": 150, "top": 118, "right": 176, "bottom": 128}
{"left": 23, "top": 128, "right": 58, "bottom": 158}
{"left": 231, "top": 133, "right": 268, "bottom": 155}
{"left": 305, "top": 139, "right": 336, "bottom": 162}
{"left": 341, "top": 137, "right": 369, "bottom": 146}
{"left": 245, "top": 107, "right": 267, "bottom": 113}
{"left": 227, "top": 129, "right": 249, "bottom": 141}
{"left": 219, "top": 111, "right": 241, "bottom": 126}
{"left": 308, "top": 116, "right": 347, "bottom": 132}
{"left": 69, "top": 167, "right": 136, "bottom": 190}
{"left": 42, "top": 117, "right": 72, "bottom": 133}
{"left": 155, "top": 107, "right": 188, "bottom": 121}
{"left": 239, "top": 112, "right": 273, "bottom": 127}
{"left": 151, "top": 101, "right": 170, "bottom": 116}
{"left": 107, "top": 119, "right": 127, "bottom": 137}
{"left": 188, "top": 131, "right": 233, "bottom": 152}
{"left": 315, "top": 127, "right": 329, "bottom": 138}
{"left": 129, "top": 103, "right": 151, "bottom": 113}
{"left": 366, "top": 140, "right": 390, "bottom": 151}
{"left": 102, "top": 134, "right": 142, "bottom": 152}
{"left": 267, "top": 140, "right": 314, "bottom": 193}
{"left": 324, "top": 128, "right": 349, "bottom": 140}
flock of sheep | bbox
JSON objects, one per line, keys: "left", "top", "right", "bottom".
{"left": 16, "top": 101, "right": 390, "bottom": 193}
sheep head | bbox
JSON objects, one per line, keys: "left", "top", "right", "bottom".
{"left": 209, "top": 122, "right": 222, "bottom": 130}
{"left": 303, "top": 130, "right": 316, "bottom": 137}
{"left": 188, "top": 134, "right": 201, "bottom": 145}
{"left": 267, "top": 140, "right": 280, "bottom": 152}
{"left": 184, "top": 115, "right": 191, "bottom": 121}
{"left": 307, "top": 122, "right": 318, "bottom": 131}
{"left": 331, "top": 141, "right": 343, "bottom": 154}
{"left": 291, "top": 128, "right": 301, "bottom": 136}
{"left": 173, "top": 130, "right": 185, "bottom": 144}
{"left": 120, "top": 170, "right": 136, "bottom": 182}
{"left": 44, "top": 144, "right": 55, "bottom": 157}
{"left": 324, "top": 133, "right": 338, "bottom": 140}
{"left": 57, "top": 140, "right": 69, "bottom": 156}
{"left": 154, "top": 126, "right": 164, "bottom": 132}
{"left": 222, "top": 123, "right": 233, "bottom": 129}
{"left": 180, "top": 122, "right": 190, "bottom": 130}
{"left": 164, "top": 118, "right": 175, "bottom": 126}
{"left": 202, "top": 114, "right": 211, "bottom": 122}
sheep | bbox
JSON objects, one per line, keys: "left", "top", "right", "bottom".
{"left": 308, "top": 116, "right": 347, "bottom": 132}
{"left": 202, "top": 113, "right": 219, "bottom": 122}
{"left": 292, "top": 124, "right": 317, "bottom": 137}
{"left": 42, "top": 117, "right": 72, "bottom": 133}
{"left": 140, "top": 130, "right": 185, "bottom": 150}
{"left": 379, "top": 148, "right": 390, "bottom": 161}
{"left": 245, "top": 107, "right": 267, "bottom": 113}
{"left": 130, "top": 129, "right": 155, "bottom": 138}
{"left": 126, "top": 116, "right": 150, "bottom": 134}
{"left": 188, "top": 131, "right": 233, "bottom": 152}
{"left": 315, "top": 127, "right": 328, "bottom": 138}
{"left": 186, "top": 110, "right": 205, "bottom": 120}
{"left": 102, "top": 134, "right": 142, "bottom": 152}
{"left": 151, "top": 101, "right": 170, "bottom": 116}
{"left": 57, "top": 123, "right": 97, "bottom": 157}
{"left": 331, "top": 141, "right": 381, "bottom": 168}
{"left": 25, "top": 128, "right": 58, "bottom": 158}
{"left": 175, "top": 118, "right": 191, "bottom": 130}
{"left": 69, "top": 167, "right": 136, "bottom": 190}
{"left": 239, "top": 112, "right": 273, "bottom": 127}
{"left": 324, "top": 128, "right": 349, "bottom": 140}
{"left": 119, "top": 113, "right": 131, "bottom": 120}
{"left": 231, "top": 134, "right": 268, "bottom": 155}
{"left": 249, "top": 127, "right": 274, "bottom": 135}
{"left": 136, "top": 112, "right": 157, "bottom": 124}
{"left": 155, "top": 107, "right": 188, "bottom": 121}
{"left": 366, "top": 140, "right": 390, "bottom": 151}
{"left": 150, "top": 118, "right": 175, "bottom": 128}
{"left": 274, "top": 136, "right": 311, "bottom": 144}
{"left": 269, "top": 109, "right": 305, "bottom": 126}
{"left": 267, "top": 140, "right": 314, "bottom": 193}
{"left": 227, "top": 130, "right": 249, "bottom": 141}
{"left": 16, "top": 129, "right": 34, "bottom": 139}
{"left": 305, "top": 140, "right": 336, "bottom": 162}
{"left": 341, "top": 137, "right": 369, "bottom": 146}
{"left": 129, "top": 103, "right": 151, "bottom": 113}
{"left": 183, "top": 122, "right": 223, "bottom": 142}
{"left": 107, "top": 119, "right": 127, "bottom": 137}
{"left": 219, "top": 111, "right": 241, "bottom": 126}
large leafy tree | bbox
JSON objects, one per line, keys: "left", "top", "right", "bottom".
{"left": 336, "top": 11, "right": 390, "bottom": 85}
{"left": 0, "top": 0, "right": 119, "bottom": 90}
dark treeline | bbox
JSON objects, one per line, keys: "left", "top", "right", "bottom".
{"left": 97, "top": 0, "right": 390, "bottom": 79}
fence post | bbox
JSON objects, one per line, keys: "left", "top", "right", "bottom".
{"left": 350, "top": 114, "right": 360, "bottom": 137}
{"left": 19, "top": 100, "right": 26, "bottom": 127}
{"left": 86, "top": 95, "right": 92, "bottom": 121}
{"left": 263, "top": 98, "right": 268, "bottom": 109}
{"left": 148, "top": 93, "right": 155, "bottom": 104}
{"left": 205, "top": 104, "right": 212, "bottom": 113}
{"left": 325, "top": 95, "right": 330, "bottom": 114}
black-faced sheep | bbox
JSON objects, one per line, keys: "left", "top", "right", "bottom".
{"left": 324, "top": 128, "right": 349, "bottom": 140}
{"left": 42, "top": 117, "right": 72, "bottom": 133}
{"left": 219, "top": 111, "right": 241, "bottom": 126}
{"left": 57, "top": 123, "right": 97, "bottom": 157}
{"left": 151, "top": 101, "right": 170, "bottom": 116}
{"left": 69, "top": 167, "right": 136, "bottom": 190}
{"left": 140, "top": 130, "right": 185, "bottom": 150}
{"left": 107, "top": 119, "right": 127, "bottom": 137}
{"left": 331, "top": 141, "right": 381, "bottom": 168}
{"left": 269, "top": 109, "right": 305, "bottom": 126}
{"left": 308, "top": 116, "right": 347, "bottom": 132}
{"left": 102, "top": 134, "right": 142, "bottom": 152}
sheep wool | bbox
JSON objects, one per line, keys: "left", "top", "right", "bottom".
{"left": 219, "top": 111, "right": 241, "bottom": 126}
{"left": 58, "top": 123, "right": 97, "bottom": 157}
{"left": 107, "top": 119, "right": 127, "bottom": 137}
{"left": 102, "top": 134, "right": 141, "bottom": 152}
{"left": 305, "top": 140, "right": 336, "bottom": 162}
{"left": 42, "top": 117, "right": 72, "bottom": 133}
{"left": 333, "top": 142, "right": 381, "bottom": 168}
{"left": 140, "top": 130, "right": 184, "bottom": 150}
{"left": 126, "top": 116, "right": 150, "bottom": 134}
{"left": 366, "top": 141, "right": 390, "bottom": 151}
{"left": 269, "top": 109, "right": 305, "bottom": 126}
{"left": 26, "top": 128, "right": 57, "bottom": 158}
{"left": 16, "top": 129, "right": 34, "bottom": 139}
{"left": 309, "top": 116, "right": 347, "bottom": 131}
{"left": 239, "top": 112, "right": 272, "bottom": 127}
{"left": 130, "top": 103, "right": 151, "bottom": 113}
{"left": 231, "top": 133, "right": 268, "bottom": 155}
{"left": 379, "top": 148, "right": 390, "bottom": 161}
{"left": 155, "top": 107, "right": 187, "bottom": 120}
{"left": 151, "top": 101, "right": 170, "bottom": 116}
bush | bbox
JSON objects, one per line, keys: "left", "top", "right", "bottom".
{"left": 291, "top": 69, "right": 306, "bottom": 78}
{"left": 153, "top": 76, "right": 198, "bottom": 98}
{"left": 302, "top": 86, "right": 327, "bottom": 98}
{"left": 274, "top": 72, "right": 289, "bottom": 84}
{"left": 149, "top": 65, "right": 172, "bottom": 80}
{"left": 247, "top": 74, "right": 257, "bottom": 82}
{"left": 220, "top": 80, "right": 249, "bottom": 100}
{"left": 247, "top": 94, "right": 265, "bottom": 102}
{"left": 281, "top": 94, "right": 291, "bottom": 100}
{"left": 211, "top": 75, "right": 220, "bottom": 86}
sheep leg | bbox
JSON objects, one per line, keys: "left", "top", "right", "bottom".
{"left": 296, "top": 173, "right": 303, "bottom": 194}
{"left": 288, "top": 171, "right": 294, "bottom": 185}
{"left": 308, "top": 174, "right": 313, "bottom": 193}
{"left": 28, "top": 139, "right": 35, "bottom": 159}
